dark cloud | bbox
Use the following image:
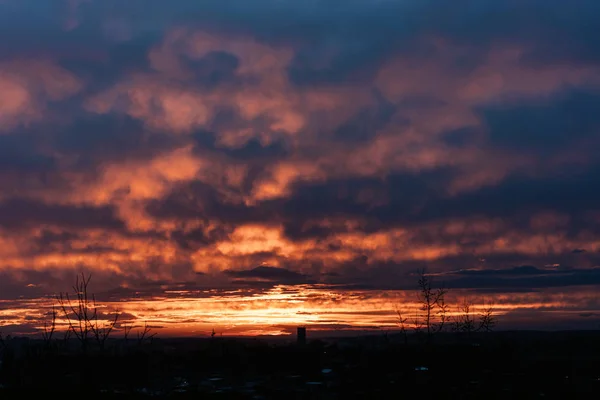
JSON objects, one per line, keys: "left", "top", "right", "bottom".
{"left": 191, "top": 127, "right": 290, "bottom": 163}
{"left": 313, "top": 257, "right": 600, "bottom": 292}
{"left": 422, "top": 166, "right": 600, "bottom": 223}
{"left": 287, "top": 36, "right": 396, "bottom": 87}
{"left": 145, "top": 180, "right": 265, "bottom": 224}
{"left": 0, "top": 133, "right": 56, "bottom": 172}
{"left": 441, "top": 126, "right": 483, "bottom": 149}
{"left": 271, "top": 161, "right": 600, "bottom": 238}
{"left": 99, "top": 0, "right": 600, "bottom": 82}
{"left": 186, "top": 51, "right": 242, "bottom": 88}
{"left": 445, "top": 266, "right": 600, "bottom": 290}
{"left": 0, "top": 198, "right": 124, "bottom": 231}
{"left": 59, "top": 34, "right": 162, "bottom": 90}
{"left": 225, "top": 266, "right": 313, "bottom": 285}
{"left": 280, "top": 170, "right": 452, "bottom": 230}
{"left": 216, "top": 138, "right": 290, "bottom": 161}
{"left": 170, "top": 225, "right": 231, "bottom": 251}
{"left": 50, "top": 114, "right": 182, "bottom": 166}
{"left": 332, "top": 89, "right": 397, "bottom": 143}
{"left": 454, "top": 265, "right": 551, "bottom": 276}
{"left": 32, "top": 229, "right": 80, "bottom": 248}
{"left": 481, "top": 89, "right": 600, "bottom": 155}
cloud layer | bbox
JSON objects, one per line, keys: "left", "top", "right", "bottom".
{"left": 1, "top": 0, "right": 600, "bottom": 334}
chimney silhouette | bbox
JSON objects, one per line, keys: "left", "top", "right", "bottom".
{"left": 297, "top": 326, "right": 306, "bottom": 345}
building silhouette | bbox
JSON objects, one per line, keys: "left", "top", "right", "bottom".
{"left": 297, "top": 327, "right": 306, "bottom": 345}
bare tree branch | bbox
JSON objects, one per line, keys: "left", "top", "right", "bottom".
{"left": 57, "top": 272, "right": 96, "bottom": 352}
{"left": 451, "top": 298, "right": 476, "bottom": 338}
{"left": 478, "top": 299, "right": 496, "bottom": 332}
{"left": 137, "top": 321, "right": 156, "bottom": 346}
{"left": 417, "top": 269, "right": 449, "bottom": 341}
{"left": 62, "top": 326, "right": 72, "bottom": 346}
{"left": 395, "top": 306, "right": 409, "bottom": 345}
{"left": 433, "top": 287, "right": 449, "bottom": 333}
{"left": 90, "top": 297, "right": 120, "bottom": 351}
{"left": 56, "top": 272, "right": 121, "bottom": 353}
{"left": 122, "top": 322, "right": 133, "bottom": 343}
{"left": 412, "top": 308, "right": 423, "bottom": 335}
{"left": 41, "top": 305, "right": 57, "bottom": 346}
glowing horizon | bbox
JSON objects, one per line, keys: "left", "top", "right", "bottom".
{"left": 2, "top": 280, "right": 600, "bottom": 338}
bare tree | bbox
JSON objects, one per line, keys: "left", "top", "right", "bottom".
{"left": 461, "top": 299, "right": 476, "bottom": 334}
{"left": 395, "top": 307, "right": 409, "bottom": 345}
{"left": 412, "top": 308, "right": 424, "bottom": 335}
{"left": 91, "top": 306, "right": 119, "bottom": 351}
{"left": 417, "top": 269, "right": 448, "bottom": 341}
{"left": 450, "top": 316, "right": 461, "bottom": 333}
{"left": 41, "top": 305, "right": 57, "bottom": 347}
{"left": 57, "top": 273, "right": 95, "bottom": 353}
{"left": 452, "top": 298, "right": 476, "bottom": 337}
{"left": 57, "top": 272, "right": 120, "bottom": 352}
{"left": 137, "top": 321, "right": 156, "bottom": 346}
{"left": 435, "top": 293, "right": 450, "bottom": 333}
{"left": 122, "top": 322, "right": 133, "bottom": 343}
{"left": 478, "top": 300, "right": 496, "bottom": 332}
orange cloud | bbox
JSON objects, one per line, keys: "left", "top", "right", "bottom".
{"left": 88, "top": 28, "right": 367, "bottom": 146}
{"left": 0, "top": 60, "right": 81, "bottom": 131}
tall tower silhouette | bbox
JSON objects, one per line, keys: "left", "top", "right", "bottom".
{"left": 297, "top": 326, "right": 306, "bottom": 345}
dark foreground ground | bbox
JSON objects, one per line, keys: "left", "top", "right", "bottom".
{"left": 2, "top": 331, "right": 600, "bottom": 399}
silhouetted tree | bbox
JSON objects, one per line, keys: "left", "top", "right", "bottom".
{"left": 412, "top": 308, "right": 424, "bottom": 336}
{"left": 57, "top": 273, "right": 94, "bottom": 353}
{"left": 451, "top": 298, "right": 476, "bottom": 338}
{"left": 395, "top": 307, "right": 409, "bottom": 345}
{"left": 435, "top": 293, "right": 450, "bottom": 333}
{"left": 122, "top": 322, "right": 133, "bottom": 343}
{"left": 57, "top": 272, "right": 119, "bottom": 352}
{"left": 137, "top": 321, "right": 156, "bottom": 345}
{"left": 91, "top": 307, "right": 119, "bottom": 351}
{"left": 41, "top": 305, "right": 57, "bottom": 347}
{"left": 417, "top": 269, "right": 448, "bottom": 341}
{"left": 478, "top": 300, "right": 496, "bottom": 332}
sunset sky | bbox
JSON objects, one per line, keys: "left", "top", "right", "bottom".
{"left": 1, "top": 0, "right": 600, "bottom": 337}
